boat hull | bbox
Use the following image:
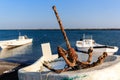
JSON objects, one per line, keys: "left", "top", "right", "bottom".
{"left": 0, "top": 39, "right": 32, "bottom": 49}
{"left": 18, "top": 52, "right": 120, "bottom": 80}
{"left": 76, "top": 46, "right": 118, "bottom": 55}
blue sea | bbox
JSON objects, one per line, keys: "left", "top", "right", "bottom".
{"left": 0, "top": 29, "right": 120, "bottom": 65}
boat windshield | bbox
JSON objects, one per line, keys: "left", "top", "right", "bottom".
{"left": 83, "top": 34, "right": 92, "bottom": 40}
{"left": 24, "top": 35, "right": 28, "bottom": 39}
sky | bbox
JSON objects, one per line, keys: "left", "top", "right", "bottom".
{"left": 0, "top": 0, "right": 120, "bottom": 29}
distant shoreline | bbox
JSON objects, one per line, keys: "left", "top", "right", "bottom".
{"left": 0, "top": 28, "right": 120, "bottom": 30}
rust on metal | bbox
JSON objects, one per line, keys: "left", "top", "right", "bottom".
{"left": 52, "top": 6, "right": 71, "bottom": 49}
{"left": 43, "top": 5, "right": 108, "bottom": 73}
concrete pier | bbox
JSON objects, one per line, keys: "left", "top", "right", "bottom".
{"left": 0, "top": 60, "right": 26, "bottom": 80}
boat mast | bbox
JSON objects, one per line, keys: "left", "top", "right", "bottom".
{"left": 83, "top": 34, "right": 85, "bottom": 39}
{"left": 52, "top": 6, "right": 71, "bottom": 49}
{"left": 19, "top": 32, "right": 21, "bottom": 36}
{"left": 91, "top": 35, "right": 92, "bottom": 40}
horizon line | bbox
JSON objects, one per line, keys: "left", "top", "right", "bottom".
{"left": 0, "top": 28, "right": 120, "bottom": 30}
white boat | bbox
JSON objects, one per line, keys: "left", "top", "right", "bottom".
{"left": 18, "top": 43, "right": 120, "bottom": 80}
{"left": 0, "top": 35, "right": 33, "bottom": 49}
{"left": 76, "top": 34, "right": 118, "bottom": 55}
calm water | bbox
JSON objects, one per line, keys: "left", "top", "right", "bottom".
{"left": 0, "top": 29, "right": 120, "bottom": 65}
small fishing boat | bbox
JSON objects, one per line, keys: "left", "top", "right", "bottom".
{"left": 76, "top": 34, "right": 118, "bottom": 55}
{"left": 18, "top": 43, "right": 120, "bottom": 80}
{"left": 0, "top": 35, "right": 33, "bottom": 49}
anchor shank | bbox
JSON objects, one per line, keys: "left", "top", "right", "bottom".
{"left": 52, "top": 6, "right": 71, "bottom": 49}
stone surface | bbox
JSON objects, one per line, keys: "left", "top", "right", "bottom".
{"left": 0, "top": 60, "right": 26, "bottom": 80}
